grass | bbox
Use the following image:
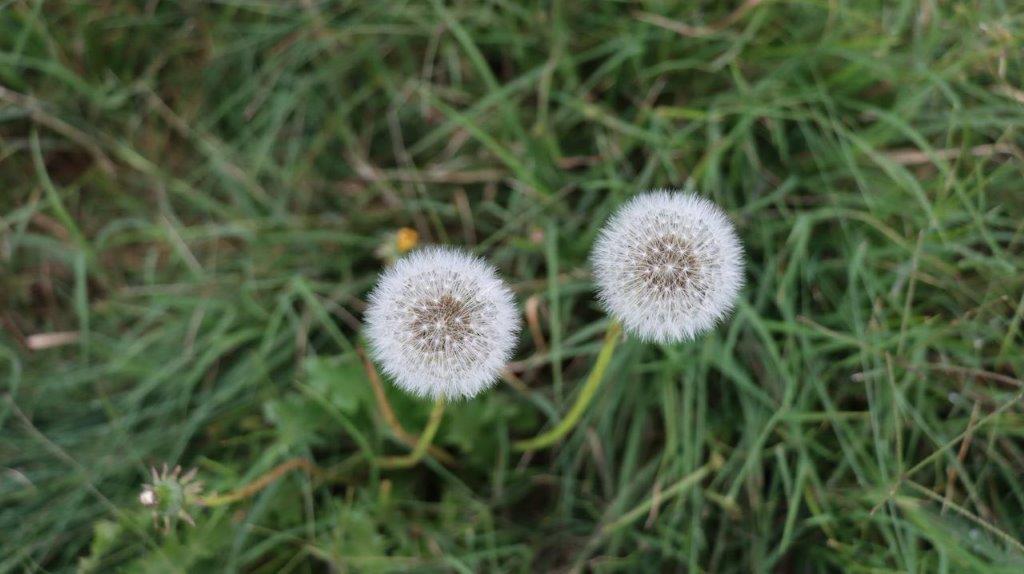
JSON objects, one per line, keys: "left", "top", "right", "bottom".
{"left": 1, "top": 0, "right": 1023, "bottom": 571}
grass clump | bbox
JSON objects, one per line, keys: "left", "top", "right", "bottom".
{"left": 2, "top": 1, "right": 1024, "bottom": 571}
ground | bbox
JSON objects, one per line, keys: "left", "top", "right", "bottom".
{"left": 2, "top": 1, "right": 1024, "bottom": 572}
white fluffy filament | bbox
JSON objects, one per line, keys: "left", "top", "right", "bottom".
{"left": 591, "top": 190, "right": 744, "bottom": 343}
{"left": 365, "top": 247, "right": 520, "bottom": 399}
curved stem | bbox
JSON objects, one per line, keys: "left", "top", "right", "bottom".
{"left": 514, "top": 321, "right": 621, "bottom": 451}
{"left": 199, "top": 458, "right": 323, "bottom": 507}
{"left": 377, "top": 397, "right": 446, "bottom": 469}
{"left": 359, "top": 346, "right": 456, "bottom": 466}
{"left": 196, "top": 430, "right": 440, "bottom": 508}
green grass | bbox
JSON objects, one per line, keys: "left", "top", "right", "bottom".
{"left": 2, "top": 0, "right": 1024, "bottom": 571}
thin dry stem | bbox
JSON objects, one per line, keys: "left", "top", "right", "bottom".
{"left": 358, "top": 346, "right": 456, "bottom": 466}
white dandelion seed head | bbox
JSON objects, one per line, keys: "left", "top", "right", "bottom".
{"left": 591, "top": 190, "right": 745, "bottom": 343}
{"left": 365, "top": 247, "right": 521, "bottom": 400}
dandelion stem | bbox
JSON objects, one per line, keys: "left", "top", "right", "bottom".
{"left": 194, "top": 451, "right": 392, "bottom": 509}
{"left": 199, "top": 458, "right": 324, "bottom": 507}
{"left": 359, "top": 346, "right": 456, "bottom": 466}
{"left": 377, "top": 398, "right": 446, "bottom": 469}
{"left": 513, "top": 321, "right": 621, "bottom": 451}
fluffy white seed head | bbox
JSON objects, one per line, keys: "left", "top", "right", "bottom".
{"left": 364, "top": 247, "right": 520, "bottom": 400}
{"left": 591, "top": 190, "right": 744, "bottom": 343}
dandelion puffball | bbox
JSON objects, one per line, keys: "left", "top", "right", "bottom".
{"left": 365, "top": 247, "right": 520, "bottom": 400}
{"left": 591, "top": 190, "right": 744, "bottom": 343}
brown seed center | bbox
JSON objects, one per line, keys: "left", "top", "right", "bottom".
{"left": 634, "top": 235, "right": 701, "bottom": 294}
{"left": 408, "top": 293, "right": 475, "bottom": 354}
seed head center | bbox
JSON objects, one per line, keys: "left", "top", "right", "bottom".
{"left": 635, "top": 235, "right": 701, "bottom": 293}
{"left": 409, "top": 293, "right": 474, "bottom": 353}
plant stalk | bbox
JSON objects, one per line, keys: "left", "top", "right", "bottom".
{"left": 514, "top": 321, "right": 621, "bottom": 451}
{"left": 377, "top": 397, "right": 446, "bottom": 469}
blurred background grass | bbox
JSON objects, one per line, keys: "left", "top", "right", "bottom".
{"left": 2, "top": 0, "right": 1024, "bottom": 571}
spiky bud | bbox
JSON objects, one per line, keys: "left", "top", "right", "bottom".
{"left": 591, "top": 190, "right": 744, "bottom": 343}
{"left": 140, "top": 464, "right": 203, "bottom": 531}
{"left": 364, "top": 247, "right": 521, "bottom": 399}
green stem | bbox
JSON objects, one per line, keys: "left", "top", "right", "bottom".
{"left": 377, "top": 398, "right": 446, "bottom": 469}
{"left": 201, "top": 399, "right": 446, "bottom": 508}
{"left": 514, "top": 321, "right": 621, "bottom": 451}
{"left": 199, "top": 458, "right": 322, "bottom": 507}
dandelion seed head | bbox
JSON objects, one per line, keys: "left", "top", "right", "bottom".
{"left": 365, "top": 247, "right": 520, "bottom": 399}
{"left": 592, "top": 190, "right": 744, "bottom": 343}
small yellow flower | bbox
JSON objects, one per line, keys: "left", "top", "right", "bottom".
{"left": 395, "top": 227, "right": 419, "bottom": 253}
